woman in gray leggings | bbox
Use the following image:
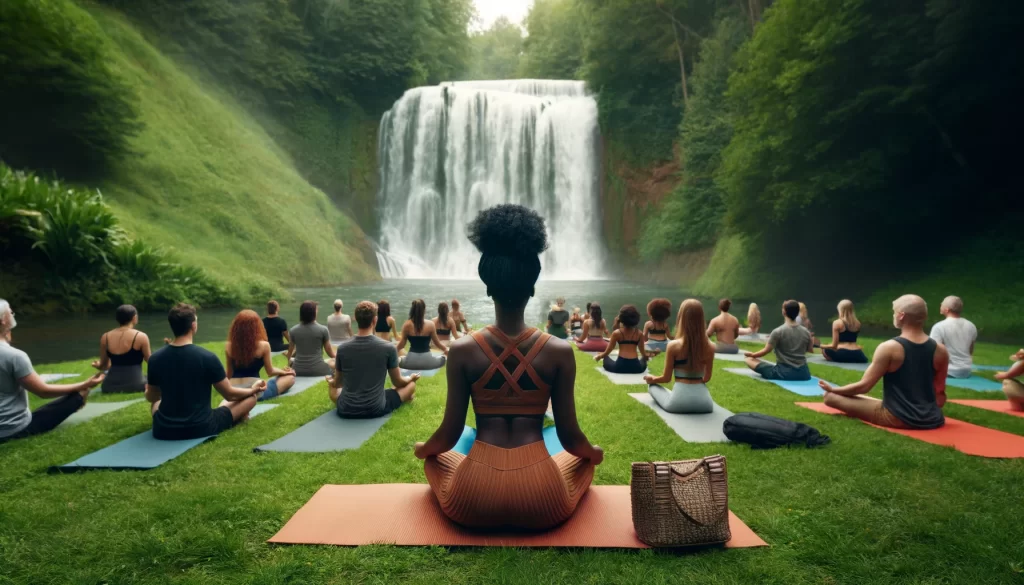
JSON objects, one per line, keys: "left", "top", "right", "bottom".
{"left": 397, "top": 299, "right": 449, "bottom": 370}
{"left": 643, "top": 299, "right": 716, "bottom": 413}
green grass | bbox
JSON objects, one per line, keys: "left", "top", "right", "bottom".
{"left": 4, "top": 335, "right": 1024, "bottom": 583}
{"left": 78, "top": 5, "right": 378, "bottom": 298}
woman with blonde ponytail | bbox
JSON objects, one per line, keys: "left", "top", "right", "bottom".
{"left": 822, "top": 299, "right": 868, "bottom": 363}
{"left": 643, "top": 299, "right": 716, "bottom": 413}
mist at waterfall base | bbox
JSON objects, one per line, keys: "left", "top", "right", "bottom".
{"left": 374, "top": 80, "right": 606, "bottom": 280}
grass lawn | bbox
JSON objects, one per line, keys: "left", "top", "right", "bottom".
{"left": 3, "top": 336, "right": 1024, "bottom": 584}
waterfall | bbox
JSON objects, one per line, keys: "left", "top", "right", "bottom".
{"left": 375, "top": 79, "right": 607, "bottom": 280}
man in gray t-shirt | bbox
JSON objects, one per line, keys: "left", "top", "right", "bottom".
{"left": 328, "top": 301, "right": 418, "bottom": 418}
{"left": 286, "top": 301, "right": 336, "bottom": 377}
{"left": 744, "top": 300, "right": 814, "bottom": 381}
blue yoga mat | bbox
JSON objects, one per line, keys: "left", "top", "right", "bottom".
{"left": 51, "top": 404, "right": 278, "bottom": 472}
{"left": 945, "top": 376, "right": 1002, "bottom": 392}
{"left": 452, "top": 425, "right": 564, "bottom": 456}
{"left": 401, "top": 368, "right": 441, "bottom": 378}
{"left": 723, "top": 367, "right": 826, "bottom": 397}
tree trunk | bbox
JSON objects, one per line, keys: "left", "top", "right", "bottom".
{"left": 678, "top": 29, "right": 688, "bottom": 104}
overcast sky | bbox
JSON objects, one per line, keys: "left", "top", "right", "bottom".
{"left": 473, "top": 0, "right": 532, "bottom": 30}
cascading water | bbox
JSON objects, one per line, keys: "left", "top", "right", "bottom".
{"left": 375, "top": 79, "right": 607, "bottom": 279}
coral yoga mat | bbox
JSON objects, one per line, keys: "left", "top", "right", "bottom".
{"left": 949, "top": 400, "right": 1024, "bottom": 419}
{"left": 795, "top": 402, "right": 1024, "bottom": 458}
{"left": 269, "top": 484, "right": 766, "bottom": 549}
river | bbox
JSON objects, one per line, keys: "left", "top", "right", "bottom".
{"left": 12, "top": 279, "right": 852, "bottom": 364}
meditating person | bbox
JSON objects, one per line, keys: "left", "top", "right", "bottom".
{"left": 797, "top": 302, "right": 820, "bottom": 349}
{"left": 91, "top": 304, "right": 151, "bottom": 393}
{"left": 819, "top": 294, "right": 948, "bottom": 429}
{"left": 326, "top": 299, "right": 353, "bottom": 345}
{"left": 451, "top": 299, "right": 471, "bottom": 334}
{"left": 595, "top": 305, "right": 647, "bottom": 373}
{"left": 707, "top": 298, "right": 741, "bottom": 354}
{"left": 262, "top": 301, "right": 290, "bottom": 353}
{"left": 822, "top": 299, "right": 868, "bottom": 363}
{"left": 743, "top": 300, "right": 814, "bottom": 381}
{"left": 644, "top": 299, "right": 716, "bottom": 413}
{"left": 929, "top": 295, "right": 977, "bottom": 378}
{"left": 738, "top": 302, "right": 762, "bottom": 338}
{"left": 397, "top": 299, "right": 449, "bottom": 370}
{"left": 328, "top": 301, "right": 418, "bottom": 418}
{"left": 225, "top": 310, "right": 295, "bottom": 401}
{"left": 574, "top": 303, "right": 609, "bottom": 352}
{"left": 374, "top": 300, "right": 398, "bottom": 342}
{"left": 147, "top": 303, "right": 264, "bottom": 440}
{"left": 546, "top": 297, "right": 571, "bottom": 339}
{"left": 432, "top": 302, "right": 460, "bottom": 349}
{"left": 415, "top": 204, "right": 601, "bottom": 530}
{"left": 286, "top": 301, "right": 336, "bottom": 377}
{"left": 994, "top": 349, "right": 1024, "bottom": 411}
{"left": 0, "top": 300, "right": 104, "bottom": 443}
{"left": 643, "top": 298, "right": 672, "bottom": 354}
{"left": 569, "top": 307, "right": 585, "bottom": 338}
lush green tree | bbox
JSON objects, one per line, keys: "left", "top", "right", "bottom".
{"left": 639, "top": 11, "right": 748, "bottom": 259}
{"left": 0, "top": 0, "right": 141, "bottom": 178}
{"left": 462, "top": 17, "right": 524, "bottom": 80}
{"left": 519, "top": 0, "right": 584, "bottom": 80}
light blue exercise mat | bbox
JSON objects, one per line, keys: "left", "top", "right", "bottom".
{"left": 628, "top": 393, "right": 733, "bottom": 443}
{"left": 58, "top": 399, "right": 145, "bottom": 428}
{"left": 40, "top": 373, "right": 78, "bottom": 383}
{"left": 723, "top": 367, "right": 827, "bottom": 397}
{"left": 453, "top": 425, "right": 564, "bottom": 456}
{"left": 50, "top": 404, "right": 278, "bottom": 472}
{"left": 805, "top": 355, "right": 869, "bottom": 372}
{"left": 255, "top": 409, "right": 391, "bottom": 453}
{"left": 595, "top": 367, "right": 650, "bottom": 386}
{"left": 280, "top": 376, "right": 324, "bottom": 397}
{"left": 945, "top": 376, "right": 1002, "bottom": 392}
{"left": 401, "top": 368, "right": 442, "bottom": 378}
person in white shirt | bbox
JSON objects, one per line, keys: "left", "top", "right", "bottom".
{"left": 929, "top": 295, "right": 977, "bottom": 378}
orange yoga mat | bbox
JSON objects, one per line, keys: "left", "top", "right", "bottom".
{"left": 949, "top": 400, "right": 1024, "bottom": 419}
{"left": 796, "top": 402, "right": 1024, "bottom": 458}
{"left": 269, "top": 484, "right": 767, "bottom": 549}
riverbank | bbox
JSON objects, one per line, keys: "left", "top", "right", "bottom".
{"left": 5, "top": 337, "right": 1023, "bottom": 584}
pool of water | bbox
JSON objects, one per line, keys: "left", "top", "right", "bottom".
{"left": 12, "top": 279, "right": 851, "bottom": 364}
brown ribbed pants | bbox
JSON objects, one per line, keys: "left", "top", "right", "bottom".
{"left": 424, "top": 440, "right": 594, "bottom": 530}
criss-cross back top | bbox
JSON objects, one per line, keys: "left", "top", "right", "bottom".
{"left": 470, "top": 326, "right": 552, "bottom": 416}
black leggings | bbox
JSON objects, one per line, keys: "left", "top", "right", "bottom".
{"left": 603, "top": 356, "right": 646, "bottom": 374}
{"left": 0, "top": 392, "right": 84, "bottom": 443}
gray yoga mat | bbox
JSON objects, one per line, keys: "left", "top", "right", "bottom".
{"left": 255, "top": 409, "right": 391, "bottom": 453}
{"left": 279, "top": 376, "right": 323, "bottom": 397}
{"left": 595, "top": 367, "right": 649, "bottom": 386}
{"left": 805, "top": 354, "right": 869, "bottom": 372}
{"left": 40, "top": 373, "right": 78, "bottom": 382}
{"left": 401, "top": 368, "right": 441, "bottom": 378}
{"left": 58, "top": 398, "right": 145, "bottom": 428}
{"left": 628, "top": 393, "right": 732, "bottom": 443}
{"left": 712, "top": 352, "right": 749, "bottom": 363}
{"left": 51, "top": 404, "right": 278, "bottom": 472}
{"left": 724, "top": 367, "right": 828, "bottom": 397}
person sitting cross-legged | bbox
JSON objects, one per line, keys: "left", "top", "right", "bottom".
{"left": 929, "top": 295, "right": 977, "bottom": 379}
{"left": 327, "top": 301, "right": 418, "bottom": 418}
{"left": 744, "top": 300, "right": 813, "bottom": 381}
{"left": 286, "top": 300, "right": 336, "bottom": 377}
{"left": 994, "top": 349, "right": 1024, "bottom": 412}
{"left": 0, "top": 299, "right": 105, "bottom": 443}
{"left": 397, "top": 299, "right": 449, "bottom": 370}
{"left": 707, "top": 298, "right": 741, "bottom": 354}
{"left": 821, "top": 299, "right": 868, "bottom": 363}
{"left": 226, "top": 310, "right": 295, "bottom": 401}
{"left": 818, "top": 294, "right": 948, "bottom": 429}
{"left": 644, "top": 299, "right": 716, "bottom": 413}
{"left": 147, "top": 303, "right": 264, "bottom": 440}
{"left": 415, "top": 204, "right": 602, "bottom": 530}
{"left": 595, "top": 305, "right": 648, "bottom": 373}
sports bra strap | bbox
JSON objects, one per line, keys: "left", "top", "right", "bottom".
{"left": 470, "top": 326, "right": 552, "bottom": 414}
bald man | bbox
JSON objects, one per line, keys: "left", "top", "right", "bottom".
{"left": 818, "top": 294, "right": 948, "bottom": 429}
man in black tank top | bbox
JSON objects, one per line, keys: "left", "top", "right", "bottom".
{"left": 817, "top": 294, "right": 949, "bottom": 429}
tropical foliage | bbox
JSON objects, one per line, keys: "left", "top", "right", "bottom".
{"left": 0, "top": 162, "right": 235, "bottom": 312}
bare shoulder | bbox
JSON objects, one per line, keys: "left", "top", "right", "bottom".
{"left": 543, "top": 334, "right": 574, "bottom": 357}
{"left": 875, "top": 339, "right": 902, "bottom": 357}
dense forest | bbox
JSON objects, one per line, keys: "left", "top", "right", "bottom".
{"left": 466, "top": 0, "right": 1024, "bottom": 329}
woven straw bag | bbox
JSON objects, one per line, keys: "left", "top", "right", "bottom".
{"left": 630, "top": 455, "right": 731, "bottom": 547}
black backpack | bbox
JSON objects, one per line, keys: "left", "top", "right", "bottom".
{"left": 723, "top": 412, "right": 831, "bottom": 449}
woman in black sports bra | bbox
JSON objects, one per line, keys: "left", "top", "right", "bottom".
{"left": 432, "top": 302, "right": 460, "bottom": 349}
{"left": 92, "top": 305, "right": 152, "bottom": 393}
{"left": 642, "top": 298, "right": 672, "bottom": 354}
{"left": 374, "top": 300, "right": 398, "bottom": 342}
{"left": 822, "top": 299, "right": 868, "bottom": 363}
{"left": 595, "top": 305, "right": 648, "bottom": 374}
{"left": 397, "top": 299, "right": 449, "bottom": 370}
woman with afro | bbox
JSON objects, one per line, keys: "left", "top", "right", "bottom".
{"left": 415, "top": 204, "right": 602, "bottom": 530}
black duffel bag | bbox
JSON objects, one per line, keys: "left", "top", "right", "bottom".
{"left": 723, "top": 412, "right": 831, "bottom": 449}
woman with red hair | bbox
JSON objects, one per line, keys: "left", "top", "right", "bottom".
{"left": 226, "top": 310, "right": 296, "bottom": 400}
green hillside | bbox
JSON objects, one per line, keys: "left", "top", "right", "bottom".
{"left": 86, "top": 5, "right": 378, "bottom": 295}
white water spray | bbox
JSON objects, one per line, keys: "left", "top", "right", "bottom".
{"left": 374, "top": 79, "right": 606, "bottom": 279}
